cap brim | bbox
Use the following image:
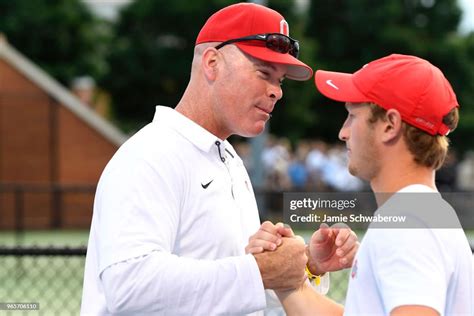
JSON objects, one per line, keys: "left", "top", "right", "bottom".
{"left": 315, "top": 70, "right": 368, "bottom": 103}
{"left": 236, "top": 43, "right": 313, "bottom": 81}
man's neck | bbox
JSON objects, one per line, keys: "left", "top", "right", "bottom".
{"left": 175, "top": 83, "right": 228, "bottom": 140}
{"left": 370, "top": 162, "right": 436, "bottom": 206}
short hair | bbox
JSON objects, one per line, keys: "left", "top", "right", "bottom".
{"left": 367, "top": 103, "right": 459, "bottom": 170}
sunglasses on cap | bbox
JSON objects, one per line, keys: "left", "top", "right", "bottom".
{"left": 215, "top": 33, "right": 300, "bottom": 58}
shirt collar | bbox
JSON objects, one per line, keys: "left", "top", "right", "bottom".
{"left": 152, "top": 106, "right": 226, "bottom": 153}
{"left": 397, "top": 184, "right": 438, "bottom": 193}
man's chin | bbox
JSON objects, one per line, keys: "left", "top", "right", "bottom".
{"left": 348, "top": 165, "right": 371, "bottom": 182}
{"left": 348, "top": 165, "right": 361, "bottom": 178}
{"left": 348, "top": 165, "right": 357, "bottom": 177}
{"left": 240, "top": 124, "right": 266, "bottom": 138}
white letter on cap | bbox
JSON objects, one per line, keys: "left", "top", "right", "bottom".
{"left": 280, "top": 20, "right": 289, "bottom": 36}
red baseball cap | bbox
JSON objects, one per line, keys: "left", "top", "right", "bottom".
{"left": 196, "top": 3, "right": 313, "bottom": 81}
{"left": 315, "top": 54, "right": 459, "bottom": 136}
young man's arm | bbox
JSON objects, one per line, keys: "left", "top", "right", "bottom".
{"left": 391, "top": 306, "right": 439, "bottom": 316}
{"left": 276, "top": 283, "right": 344, "bottom": 316}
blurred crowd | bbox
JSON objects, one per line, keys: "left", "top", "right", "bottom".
{"left": 234, "top": 135, "right": 474, "bottom": 193}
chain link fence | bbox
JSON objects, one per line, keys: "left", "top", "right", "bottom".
{"left": 0, "top": 247, "right": 85, "bottom": 315}
{"left": 0, "top": 246, "right": 353, "bottom": 315}
{"left": 0, "top": 245, "right": 472, "bottom": 315}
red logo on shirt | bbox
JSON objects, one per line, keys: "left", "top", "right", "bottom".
{"left": 351, "top": 259, "right": 358, "bottom": 279}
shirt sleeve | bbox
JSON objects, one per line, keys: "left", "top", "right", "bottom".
{"left": 93, "top": 154, "right": 266, "bottom": 314}
{"left": 370, "top": 229, "right": 451, "bottom": 314}
{"left": 101, "top": 251, "right": 266, "bottom": 315}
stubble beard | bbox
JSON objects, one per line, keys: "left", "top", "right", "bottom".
{"left": 347, "top": 135, "right": 379, "bottom": 182}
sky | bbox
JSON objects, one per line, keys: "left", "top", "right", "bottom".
{"left": 459, "top": 0, "right": 474, "bottom": 33}
{"left": 83, "top": 0, "right": 474, "bottom": 33}
{"left": 83, "top": 0, "right": 131, "bottom": 21}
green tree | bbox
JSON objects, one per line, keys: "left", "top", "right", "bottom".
{"left": 305, "top": 0, "right": 474, "bottom": 152}
{"left": 0, "top": 0, "right": 107, "bottom": 85}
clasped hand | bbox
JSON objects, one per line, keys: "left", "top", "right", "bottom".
{"left": 248, "top": 221, "right": 359, "bottom": 286}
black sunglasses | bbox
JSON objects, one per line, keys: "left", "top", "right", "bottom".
{"left": 215, "top": 33, "right": 300, "bottom": 58}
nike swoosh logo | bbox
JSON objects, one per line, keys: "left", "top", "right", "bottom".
{"left": 326, "top": 79, "right": 339, "bottom": 90}
{"left": 256, "top": 34, "right": 266, "bottom": 39}
{"left": 201, "top": 180, "right": 213, "bottom": 189}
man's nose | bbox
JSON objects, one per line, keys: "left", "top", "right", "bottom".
{"left": 268, "top": 83, "right": 283, "bottom": 101}
{"left": 339, "top": 125, "right": 348, "bottom": 141}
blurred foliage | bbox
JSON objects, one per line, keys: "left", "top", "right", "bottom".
{"left": 305, "top": 0, "right": 474, "bottom": 152}
{"left": 0, "top": 0, "right": 109, "bottom": 85}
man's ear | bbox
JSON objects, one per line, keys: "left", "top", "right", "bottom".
{"left": 201, "top": 47, "right": 219, "bottom": 81}
{"left": 381, "top": 109, "right": 403, "bottom": 142}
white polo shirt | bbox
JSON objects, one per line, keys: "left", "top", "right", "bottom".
{"left": 344, "top": 185, "right": 473, "bottom": 315}
{"left": 81, "top": 106, "right": 267, "bottom": 315}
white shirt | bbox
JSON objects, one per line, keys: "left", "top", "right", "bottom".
{"left": 344, "top": 184, "right": 473, "bottom": 315}
{"left": 81, "top": 106, "right": 267, "bottom": 315}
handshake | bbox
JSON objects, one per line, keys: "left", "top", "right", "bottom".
{"left": 248, "top": 222, "right": 359, "bottom": 291}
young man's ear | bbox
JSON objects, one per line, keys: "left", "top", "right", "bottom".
{"left": 382, "top": 109, "right": 403, "bottom": 142}
{"left": 201, "top": 47, "right": 219, "bottom": 81}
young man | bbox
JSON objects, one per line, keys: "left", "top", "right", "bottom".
{"left": 264, "top": 54, "right": 472, "bottom": 315}
{"left": 81, "top": 3, "right": 357, "bottom": 315}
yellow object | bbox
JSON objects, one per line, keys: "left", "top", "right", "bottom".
{"left": 305, "top": 265, "right": 321, "bottom": 286}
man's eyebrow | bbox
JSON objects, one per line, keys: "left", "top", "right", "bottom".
{"left": 253, "top": 59, "right": 287, "bottom": 80}
{"left": 254, "top": 60, "right": 277, "bottom": 71}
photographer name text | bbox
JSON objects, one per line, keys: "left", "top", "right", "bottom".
{"left": 290, "top": 213, "right": 406, "bottom": 223}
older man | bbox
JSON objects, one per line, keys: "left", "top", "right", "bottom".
{"left": 81, "top": 3, "right": 357, "bottom": 315}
